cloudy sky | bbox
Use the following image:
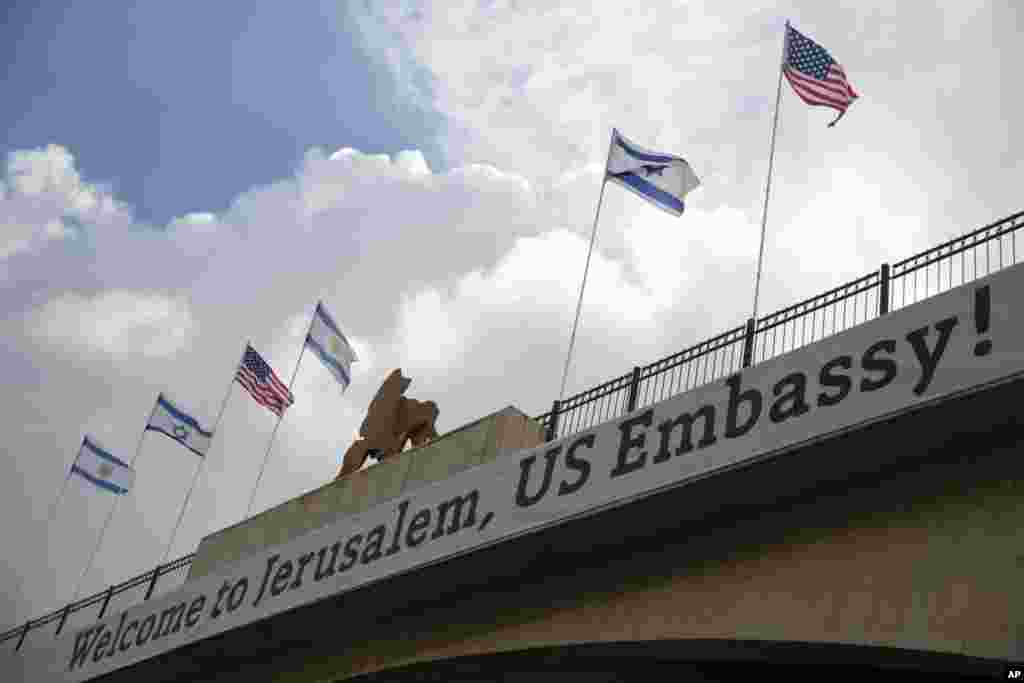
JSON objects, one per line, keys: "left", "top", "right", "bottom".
{"left": 1, "top": 1, "right": 1020, "bottom": 634}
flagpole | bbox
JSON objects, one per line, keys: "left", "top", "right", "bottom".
{"left": 751, "top": 20, "right": 789, "bottom": 323}
{"left": 44, "top": 466, "right": 74, "bottom": 531}
{"left": 34, "top": 462, "right": 74, "bottom": 616}
{"left": 70, "top": 403, "right": 155, "bottom": 602}
{"left": 158, "top": 349, "right": 241, "bottom": 566}
{"left": 245, "top": 313, "right": 314, "bottom": 518}
{"left": 558, "top": 128, "right": 616, "bottom": 404}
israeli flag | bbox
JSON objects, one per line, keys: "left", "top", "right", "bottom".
{"left": 72, "top": 437, "right": 134, "bottom": 495}
{"left": 306, "top": 301, "right": 358, "bottom": 391}
{"left": 605, "top": 129, "right": 701, "bottom": 216}
{"left": 146, "top": 394, "right": 213, "bottom": 458}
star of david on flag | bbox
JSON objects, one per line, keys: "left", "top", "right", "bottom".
{"left": 71, "top": 436, "right": 134, "bottom": 495}
{"left": 306, "top": 301, "right": 358, "bottom": 392}
{"left": 605, "top": 129, "right": 701, "bottom": 217}
{"left": 145, "top": 393, "right": 213, "bottom": 458}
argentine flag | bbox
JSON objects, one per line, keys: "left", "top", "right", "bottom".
{"left": 306, "top": 301, "right": 358, "bottom": 391}
{"left": 145, "top": 394, "right": 213, "bottom": 458}
{"left": 605, "top": 129, "right": 700, "bottom": 217}
{"left": 72, "top": 437, "right": 134, "bottom": 495}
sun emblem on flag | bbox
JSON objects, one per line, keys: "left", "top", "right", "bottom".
{"left": 97, "top": 462, "right": 114, "bottom": 479}
{"left": 173, "top": 424, "right": 190, "bottom": 441}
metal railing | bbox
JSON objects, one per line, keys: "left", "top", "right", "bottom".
{"left": 4, "top": 208, "right": 1023, "bottom": 653}
{"left": 1, "top": 554, "right": 193, "bottom": 654}
{"left": 535, "top": 208, "right": 1024, "bottom": 441}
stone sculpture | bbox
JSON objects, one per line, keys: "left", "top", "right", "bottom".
{"left": 337, "top": 368, "right": 439, "bottom": 479}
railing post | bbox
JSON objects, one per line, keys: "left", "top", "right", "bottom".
{"left": 545, "top": 400, "right": 560, "bottom": 442}
{"left": 878, "top": 263, "right": 890, "bottom": 316}
{"left": 741, "top": 318, "right": 756, "bottom": 368}
{"left": 15, "top": 621, "right": 29, "bottom": 651}
{"left": 55, "top": 604, "right": 71, "bottom": 636}
{"left": 97, "top": 586, "right": 115, "bottom": 621}
{"left": 144, "top": 564, "right": 162, "bottom": 601}
{"left": 626, "top": 367, "right": 642, "bottom": 412}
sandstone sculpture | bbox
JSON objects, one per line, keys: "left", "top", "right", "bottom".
{"left": 337, "top": 368, "right": 439, "bottom": 479}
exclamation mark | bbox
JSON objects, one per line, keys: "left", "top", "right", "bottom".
{"left": 974, "top": 285, "right": 992, "bottom": 356}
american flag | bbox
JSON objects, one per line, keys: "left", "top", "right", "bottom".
{"left": 236, "top": 345, "right": 294, "bottom": 417}
{"left": 783, "top": 24, "right": 858, "bottom": 127}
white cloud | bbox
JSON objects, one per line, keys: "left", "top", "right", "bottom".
{"left": 29, "top": 290, "right": 197, "bottom": 357}
{"left": 395, "top": 288, "right": 462, "bottom": 370}
{"left": 0, "top": 144, "right": 129, "bottom": 263}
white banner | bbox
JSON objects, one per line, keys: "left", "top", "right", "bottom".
{"left": 11, "top": 264, "right": 1024, "bottom": 681}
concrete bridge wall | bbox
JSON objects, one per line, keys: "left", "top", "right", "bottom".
{"left": 278, "top": 406, "right": 1021, "bottom": 681}
{"left": 126, "top": 376, "right": 1020, "bottom": 682}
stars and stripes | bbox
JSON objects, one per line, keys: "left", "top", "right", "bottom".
{"left": 235, "top": 345, "right": 294, "bottom": 417}
{"left": 783, "top": 23, "right": 858, "bottom": 126}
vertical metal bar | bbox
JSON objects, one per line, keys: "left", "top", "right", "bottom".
{"left": 799, "top": 305, "right": 806, "bottom": 346}
{"left": 144, "top": 565, "right": 162, "bottom": 601}
{"left": 970, "top": 235, "right": 976, "bottom": 280}
{"left": 901, "top": 266, "right": 907, "bottom": 307}
{"left": 742, "top": 318, "right": 756, "bottom": 368}
{"left": 925, "top": 254, "right": 930, "bottom": 296}
{"left": 97, "top": 586, "right": 115, "bottom": 621}
{"left": 626, "top": 366, "right": 642, "bottom": 413}
{"left": 15, "top": 622, "right": 30, "bottom": 651}
{"left": 983, "top": 230, "right": 989, "bottom": 275}
{"left": 545, "top": 400, "right": 560, "bottom": 442}
{"left": 55, "top": 605, "right": 71, "bottom": 636}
